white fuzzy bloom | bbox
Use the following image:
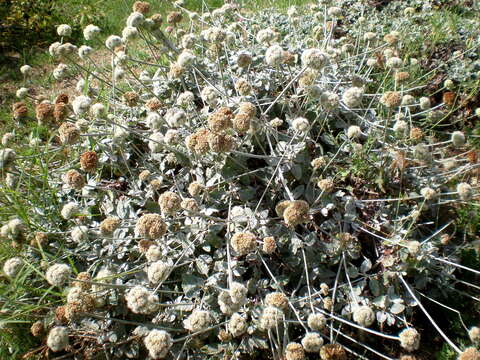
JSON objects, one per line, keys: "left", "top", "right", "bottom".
{"left": 256, "top": 28, "right": 277, "bottom": 44}
{"left": 184, "top": 310, "right": 212, "bottom": 332}
{"left": 364, "top": 32, "right": 376, "bottom": 41}
{"left": 8, "top": 218, "right": 24, "bottom": 236}
{"left": 113, "top": 124, "right": 129, "bottom": 143}
{"left": 113, "top": 51, "right": 128, "bottom": 66}
{"left": 468, "top": 326, "right": 480, "bottom": 343}
{"left": 292, "top": 117, "right": 309, "bottom": 132}
{"left": 47, "top": 326, "right": 69, "bottom": 352}
{"left": 457, "top": 182, "right": 473, "bottom": 200}
{"left": 301, "top": 48, "right": 328, "bottom": 70}
{"left": 265, "top": 44, "right": 284, "bottom": 66}
{"left": 420, "top": 187, "right": 437, "bottom": 200}
{"left": 2, "top": 133, "right": 14, "bottom": 146}
{"left": 78, "top": 45, "right": 93, "bottom": 60}
{"left": 327, "top": 6, "right": 342, "bottom": 17}
{"left": 393, "top": 120, "right": 408, "bottom": 137}
{"left": 204, "top": 27, "right": 226, "bottom": 43}
{"left": 72, "top": 95, "right": 92, "bottom": 116}
{"left": 20, "top": 65, "right": 32, "bottom": 76}
{"left": 228, "top": 313, "right": 247, "bottom": 337}
{"left": 146, "top": 245, "right": 162, "bottom": 262}
{"left": 301, "top": 332, "right": 324, "bottom": 352}
{"left": 66, "top": 287, "right": 84, "bottom": 304}
{"left": 347, "top": 125, "right": 362, "bottom": 139}
{"left": 148, "top": 132, "right": 165, "bottom": 153}
{"left": 419, "top": 97, "right": 431, "bottom": 110}
{"left": 3, "top": 257, "right": 23, "bottom": 278}
{"left": 386, "top": 56, "right": 403, "bottom": 68}
{"left": 201, "top": 86, "right": 219, "bottom": 107}
{"left": 125, "top": 286, "right": 159, "bottom": 314}
{"left": 176, "top": 91, "right": 195, "bottom": 107}
{"left": 307, "top": 313, "right": 326, "bottom": 330}
{"left": 127, "top": 12, "right": 145, "bottom": 27}
{"left": 177, "top": 50, "right": 196, "bottom": 67}
{"left": 181, "top": 34, "right": 197, "bottom": 49}
{"left": 146, "top": 113, "right": 163, "bottom": 130}
{"left": 366, "top": 58, "right": 377, "bottom": 66}
{"left": 45, "top": 263, "right": 72, "bottom": 286}
{"left": 76, "top": 78, "right": 86, "bottom": 93}
{"left": 383, "top": 49, "right": 394, "bottom": 59}
{"left": 71, "top": 225, "right": 88, "bottom": 243}
{"left": 352, "top": 305, "right": 375, "bottom": 327}
{"left": 399, "top": 328, "right": 420, "bottom": 352}
{"left": 230, "top": 282, "right": 248, "bottom": 304}
{"left": 0, "top": 148, "right": 16, "bottom": 170}
{"left": 451, "top": 131, "right": 465, "bottom": 147}
{"left": 164, "top": 129, "right": 179, "bottom": 145}
{"left": 53, "top": 63, "right": 68, "bottom": 80}
{"left": 165, "top": 108, "right": 187, "bottom": 127}
{"left": 57, "top": 24, "right": 72, "bottom": 37}
{"left": 105, "top": 35, "right": 123, "bottom": 49}
{"left": 147, "top": 261, "right": 171, "bottom": 284}
{"left": 49, "top": 42, "right": 61, "bottom": 57}
{"left": 342, "top": 87, "right": 363, "bottom": 108}
{"left": 83, "top": 24, "right": 101, "bottom": 40}
{"left": 61, "top": 202, "right": 79, "bottom": 219}
{"left": 122, "top": 26, "right": 138, "bottom": 41}
{"left": 16, "top": 87, "right": 29, "bottom": 99}
{"left": 90, "top": 103, "right": 106, "bottom": 118}
{"left": 260, "top": 306, "right": 284, "bottom": 330}
{"left": 406, "top": 240, "right": 421, "bottom": 255}
{"left": 320, "top": 91, "right": 339, "bottom": 109}
{"left": 401, "top": 95, "right": 415, "bottom": 106}
{"left": 144, "top": 330, "right": 172, "bottom": 359}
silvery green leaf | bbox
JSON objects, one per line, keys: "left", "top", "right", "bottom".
{"left": 360, "top": 258, "right": 372, "bottom": 273}
{"left": 369, "top": 278, "right": 381, "bottom": 296}
{"left": 195, "top": 254, "right": 212, "bottom": 275}
{"left": 181, "top": 274, "right": 204, "bottom": 298}
{"left": 390, "top": 302, "right": 405, "bottom": 314}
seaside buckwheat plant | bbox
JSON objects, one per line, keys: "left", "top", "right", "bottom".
{"left": 2, "top": 0, "right": 480, "bottom": 358}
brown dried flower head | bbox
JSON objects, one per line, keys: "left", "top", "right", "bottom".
{"left": 285, "top": 342, "right": 305, "bottom": 360}
{"left": 231, "top": 232, "right": 257, "bottom": 256}
{"left": 123, "top": 91, "right": 139, "bottom": 107}
{"left": 158, "top": 191, "right": 182, "bottom": 215}
{"left": 135, "top": 213, "right": 167, "bottom": 239}
{"left": 58, "top": 122, "right": 80, "bottom": 144}
{"left": 73, "top": 272, "right": 92, "bottom": 291}
{"left": 150, "top": 14, "right": 163, "bottom": 27}
{"left": 145, "top": 98, "right": 162, "bottom": 112}
{"left": 459, "top": 347, "right": 480, "bottom": 360}
{"left": 181, "top": 198, "right": 199, "bottom": 212}
{"left": 169, "top": 63, "right": 185, "bottom": 79}
{"left": 265, "top": 292, "right": 289, "bottom": 310}
{"left": 133, "top": 1, "right": 150, "bottom": 14}
{"left": 55, "top": 93, "right": 69, "bottom": 104}
{"left": 167, "top": 11, "right": 182, "bottom": 25}
{"left": 395, "top": 71, "right": 410, "bottom": 83}
{"left": 208, "top": 107, "right": 234, "bottom": 133}
{"left": 409, "top": 127, "right": 423, "bottom": 141}
{"left": 12, "top": 101, "right": 28, "bottom": 120}
{"left": 31, "top": 232, "right": 48, "bottom": 248}
{"left": 138, "top": 239, "right": 154, "bottom": 253}
{"left": 262, "top": 236, "right": 277, "bottom": 254}
{"left": 100, "top": 217, "right": 121, "bottom": 235}
{"left": 80, "top": 151, "right": 98, "bottom": 172}
{"left": 186, "top": 129, "right": 211, "bottom": 154}
{"left": 208, "top": 133, "right": 234, "bottom": 153}
{"left": 380, "top": 91, "right": 401, "bottom": 108}
{"left": 319, "top": 344, "right": 347, "bottom": 360}
{"left": 233, "top": 112, "right": 251, "bottom": 134}
{"left": 237, "top": 53, "right": 252, "bottom": 67}
{"left": 35, "top": 103, "right": 54, "bottom": 123}
{"left": 188, "top": 181, "right": 204, "bottom": 197}
{"left": 283, "top": 200, "right": 310, "bottom": 227}
{"left": 275, "top": 200, "right": 293, "bottom": 217}
{"left": 238, "top": 102, "right": 256, "bottom": 119}
{"left": 30, "top": 321, "right": 44, "bottom": 337}
{"left": 384, "top": 33, "right": 399, "bottom": 45}
{"left": 63, "top": 169, "right": 85, "bottom": 190}
{"left": 54, "top": 102, "right": 69, "bottom": 122}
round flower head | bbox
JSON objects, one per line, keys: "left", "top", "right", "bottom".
{"left": 399, "top": 328, "right": 420, "bottom": 352}
{"left": 61, "top": 202, "right": 79, "bottom": 219}
{"left": 230, "top": 282, "right": 248, "bottom": 304}
{"left": 237, "top": 52, "right": 252, "bottom": 68}
{"left": 307, "top": 313, "right": 326, "bottom": 330}
{"left": 188, "top": 182, "right": 204, "bottom": 197}
{"left": 3, "top": 257, "right": 23, "bottom": 278}
{"left": 105, "top": 35, "right": 123, "bottom": 49}
{"left": 459, "top": 347, "right": 480, "bottom": 360}
{"left": 80, "top": 151, "right": 98, "bottom": 172}
{"left": 58, "top": 123, "right": 80, "bottom": 145}
{"left": 71, "top": 225, "right": 88, "bottom": 243}
{"left": 283, "top": 200, "right": 309, "bottom": 227}
{"left": 292, "top": 117, "right": 309, "bottom": 132}
{"left": 420, "top": 187, "right": 437, "bottom": 201}
{"left": 146, "top": 245, "right": 162, "bottom": 262}
{"left": 201, "top": 86, "right": 219, "bottom": 107}
{"left": 57, "top": 24, "right": 72, "bottom": 37}
{"left": 47, "top": 326, "right": 69, "bottom": 352}
{"left": 235, "top": 78, "right": 252, "bottom": 97}
{"left": 468, "top": 326, "right": 480, "bottom": 343}
{"left": 78, "top": 45, "right": 93, "bottom": 60}
{"left": 347, "top": 125, "right": 361, "bottom": 139}
{"left": 231, "top": 232, "right": 257, "bottom": 256}
{"left": 393, "top": 120, "right": 408, "bottom": 137}
{"left": 228, "top": 313, "right": 247, "bottom": 337}
{"left": 127, "top": 11, "right": 144, "bottom": 27}
{"left": 144, "top": 330, "right": 172, "bottom": 359}
{"left": 46, "top": 263, "right": 72, "bottom": 286}
{"left": 451, "top": 131, "right": 465, "bottom": 148}
{"left": 256, "top": 28, "right": 278, "bottom": 45}
{"left": 0, "top": 148, "right": 16, "bottom": 169}
{"left": 352, "top": 305, "right": 375, "bottom": 327}
{"left": 320, "top": 344, "right": 347, "bottom": 360}
{"left": 285, "top": 342, "right": 305, "bottom": 360}
{"left": 83, "top": 24, "right": 101, "bottom": 40}
{"left": 208, "top": 107, "right": 233, "bottom": 133}
{"left": 265, "top": 44, "right": 284, "bottom": 66}
{"left": 342, "top": 87, "right": 363, "bottom": 108}
{"left": 72, "top": 95, "right": 92, "bottom": 116}
{"left": 147, "top": 260, "right": 171, "bottom": 284}
{"left": 158, "top": 191, "right": 181, "bottom": 215}
{"left": 301, "top": 48, "right": 328, "bottom": 70}
{"left": 125, "top": 286, "right": 159, "bottom": 314}
{"left": 122, "top": 26, "right": 139, "bottom": 41}
{"left": 419, "top": 96, "right": 431, "bottom": 110}
{"left": 165, "top": 108, "right": 186, "bottom": 127}
{"left": 218, "top": 291, "right": 240, "bottom": 315}
{"left": 63, "top": 169, "right": 85, "bottom": 190}
{"left": 457, "top": 182, "right": 473, "bottom": 201}
{"left": 53, "top": 63, "right": 68, "bottom": 80}
{"left": 184, "top": 310, "right": 211, "bottom": 332}
{"left": 260, "top": 306, "right": 284, "bottom": 330}
{"left": 262, "top": 236, "right": 277, "bottom": 254}
{"left": 265, "top": 292, "right": 289, "bottom": 310}
{"left": 135, "top": 214, "right": 167, "bottom": 239}
{"left": 380, "top": 91, "right": 401, "bottom": 108}
{"left": 177, "top": 49, "right": 196, "bottom": 67}
{"left": 20, "top": 64, "right": 32, "bottom": 76}
{"left": 302, "top": 332, "right": 324, "bottom": 352}
{"left": 386, "top": 56, "right": 403, "bottom": 68}
{"left": 177, "top": 91, "right": 195, "bottom": 107}
{"left": 208, "top": 133, "right": 234, "bottom": 153}
{"left": 35, "top": 102, "right": 54, "bottom": 123}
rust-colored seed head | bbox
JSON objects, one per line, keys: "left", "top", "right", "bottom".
{"left": 55, "top": 306, "right": 68, "bottom": 323}
{"left": 133, "top": 1, "right": 150, "bottom": 14}
{"left": 64, "top": 169, "right": 85, "bottom": 190}
{"left": 443, "top": 91, "right": 456, "bottom": 106}
{"left": 54, "top": 102, "right": 69, "bottom": 122}
{"left": 150, "top": 14, "right": 163, "bottom": 27}
{"left": 59, "top": 122, "right": 80, "bottom": 144}
{"left": 99, "top": 217, "right": 121, "bottom": 235}
{"left": 135, "top": 213, "right": 167, "bottom": 239}
{"left": 145, "top": 98, "right": 162, "bottom": 112}
{"left": 12, "top": 102, "right": 28, "bottom": 120}
{"left": 186, "top": 129, "right": 210, "bottom": 154}
{"left": 208, "top": 107, "right": 233, "bottom": 133}
{"left": 283, "top": 200, "right": 310, "bottom": 227}
{"left": 233, "top": 112, "right": 251, "bottom": 134}
{"left": 409, "top": 127, "right": 423, "bottom": 141}
{"left": 285, "top": 342, "right": 305, "bottom": 360}
{"left": 30, "top": 321, "right": 44, "bottom": 337}
{"left": 231, "top": 232, "right": 257, "bottom": 256}
{"left": 158, "top": 191, "right": 182, "bottom": 215}
{"left": 167, "top": 11, "right": 182, "bottom": 25}
{"left": 208, "top": 133, "right": 234, "bottom": 153}
{"left": 80, "top": 151, "right": 98, "bottom": 172}
{"left": 169, "top": 63, "right": 185, "bottom": 79}
{"left": 238, "top": 102, "right": 256, "bottom": 118}
{"left": 380, "top": 91, "right": 401, "bottom": 108}
{"left": 123, "top": 91, "right": 139, "bottom": 107}
{"left": 55, "top": 93, "right": 69, "bottom": 104}
{"left": 262, "top": 236, "right": 277, "bottom": 254}
{"left": 395, "top": 71, "right": 410, "bottom": 83}
{"left": 73, "top": 272, "right": 92, "bottom": 291}
{"left": 138, "top": 239, "right": 154, "bottom": 253}
{"left": 282, "top": 50, "right": 296, "bottom": 65}
{"left": 320, "top": 344, "right": 347, "bottom": 360}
